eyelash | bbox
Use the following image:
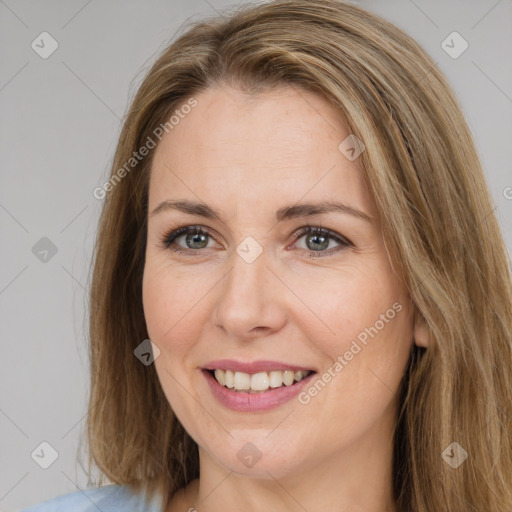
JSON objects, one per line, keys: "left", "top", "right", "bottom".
{"left": 160, "top": 224, "right": 353, "bottom": 258}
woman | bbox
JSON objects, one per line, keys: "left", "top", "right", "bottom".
{"left": 23, "top": 0, "right": 512, "bottom": 511}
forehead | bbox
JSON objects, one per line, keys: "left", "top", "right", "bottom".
{"left": 149, "top": 85, "right": 374, "bottom": 219}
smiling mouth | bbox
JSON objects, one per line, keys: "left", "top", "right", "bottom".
{"left": 205, "top": 368, "right": 316, "bottom": 393}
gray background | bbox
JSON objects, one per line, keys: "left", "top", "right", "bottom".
{"left": 1, "top": 0, "right": 511, "bottom": 510}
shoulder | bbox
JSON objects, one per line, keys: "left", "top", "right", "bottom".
{"left": 20, "top": 484, "right": 163, "bottom": 512}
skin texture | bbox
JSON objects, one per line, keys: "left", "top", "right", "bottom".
{"left": 142, "top": 84, "right": 424, "bottom": 512}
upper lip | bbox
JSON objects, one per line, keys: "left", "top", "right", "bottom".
{"left": 202, "top": 359, "right": 316, "bottom": 374}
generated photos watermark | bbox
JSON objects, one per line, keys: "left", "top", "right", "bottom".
{"left": 93, "top": 97, "right": 198, "bottom": 200}
{"left": 298, "top": 301, "right": 403, "bottom": 404}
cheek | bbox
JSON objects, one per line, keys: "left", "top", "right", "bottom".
{"left": 142, "top": 259, "right": 222, "bottom": 378}
{"left": 286, "top": 258, "right": 405, "bottom": 356}
{"left": 142, "top": 268, "right": 172, "bottom": 343}
{"left": 142, "top": 263, "right": 200, "bottom": 354}
{"left": 142, "top": 265, "right": 206, "bottom": 420}
{"left": 290, "top": 259, "right": 413, "bottom": 421}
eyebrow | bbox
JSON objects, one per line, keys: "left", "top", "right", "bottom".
{"left": 150, "top": 199, "right": 373, "bottom": 224}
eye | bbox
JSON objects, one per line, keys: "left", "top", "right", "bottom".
{"left": 160, "top": 225, "right": 217, "bottom": 254}
{"left": 160, "top": 224, "right": 353, "bottom": 258}
{"left": 291, "top": 225, "right": 353, "bottom": 258}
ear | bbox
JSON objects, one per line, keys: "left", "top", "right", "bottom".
{"left": 413, "top": 319, "right": 430, "bottom": 348}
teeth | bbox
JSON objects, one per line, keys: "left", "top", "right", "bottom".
{"left": 233, "top": 371, "right": 251, "bottom": 390}
{"left": 269, "top": 371, "right": 283, "bottom": 388}
{"left": 251, "top": 372, "right": 270, "bottom": 391}
{"left": 211, "top": 369, "right": 312, "bottom": 392}
{"left": 214, "top": 369, "right": 225, "bottom": 386}
{"left": 225, "top": 370, "right": 234, "bottom": 388}
{"left": 282, "top": 370, "right": 295, "bottom": 386}
{"left": 294, "top": 371, "right": 305, "bottom": 382}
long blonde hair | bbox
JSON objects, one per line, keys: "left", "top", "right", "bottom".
{"left": 85, "top": 1, "right": 512, "bottom": 510}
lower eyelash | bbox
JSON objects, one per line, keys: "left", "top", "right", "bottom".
{"left": 161, "top": 225, "right": 210, "bottom": 251}
{"left": 294, "top": 226, "right": 352, "bottom": 258}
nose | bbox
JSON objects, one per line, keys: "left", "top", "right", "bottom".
{"left": 211, "top": 245, "right": 287, "bottom": 341}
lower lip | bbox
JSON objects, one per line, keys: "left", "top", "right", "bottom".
{"left": 202, "top": 369, "right": 316, "bottom": 412}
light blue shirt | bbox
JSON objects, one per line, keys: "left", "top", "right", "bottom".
{"left": 20, "top": 484, "right": 164, "bottom": 512}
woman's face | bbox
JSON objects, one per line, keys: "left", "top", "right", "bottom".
{"left": 143, "top": 84, "right": 416, "bottom": 479}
